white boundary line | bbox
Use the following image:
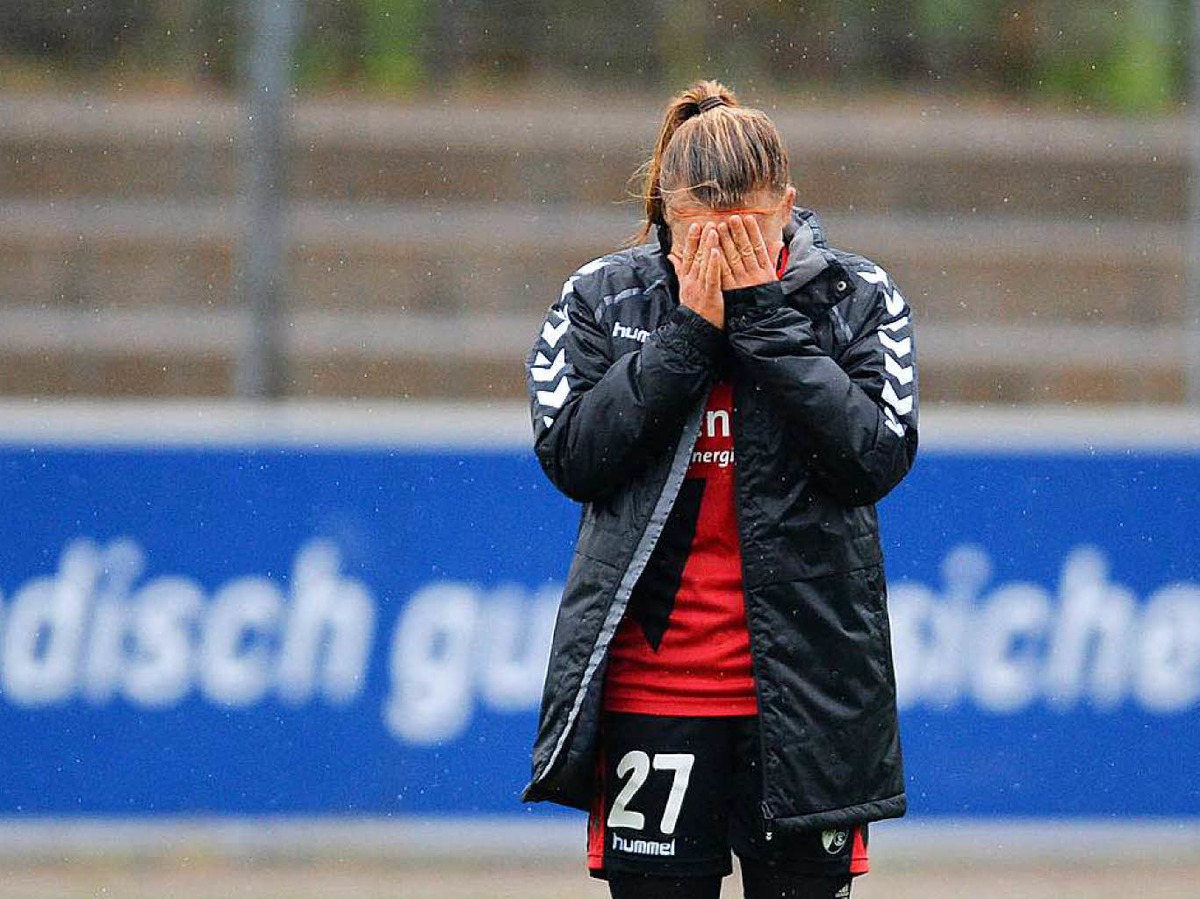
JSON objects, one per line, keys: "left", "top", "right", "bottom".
{"left": 0, "top": 401, "right": 532, "bottom": 449}
{"left": 0, "top": 402, "right": 1196, "bottom": 452}
{"left": 0, "top": 817, "right": 1194, "bottom": 863}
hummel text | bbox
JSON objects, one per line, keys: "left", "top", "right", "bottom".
{"left": 612, "top": 834, "right": 676, "bottom": 856}
{"left": 612, "top": 322, "right": 651, "bottom": 343}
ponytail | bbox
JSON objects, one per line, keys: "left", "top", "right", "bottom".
{"left": 635, "top": 79, "right": 789, "bottom": 244}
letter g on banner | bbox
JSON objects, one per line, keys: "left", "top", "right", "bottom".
{"left": 384, "top": 582, "right": 478, "bottom": 744}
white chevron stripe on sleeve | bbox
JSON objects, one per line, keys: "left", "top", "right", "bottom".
{"left": 879, "top": 332, "right": 912, "bottom": 358}
{"left": 576, "top": 256, "right": 610, "bottom": 277}
{"left": 530, "top": 349, "right": 567, "bottom": 382}
{"left": 881, "top": 315, "right": 910, "bottom": 333}
{"left": 883, "top": 407, "right": 905, "bottom": 437}
{"left": 537, "top": 377, "right": 571, "bottom": 410}
{"left": 857, "top": 265, "right": 889, "bottom": 287}
{"left": 881, "top": 380, "right": 914, "bottom": 417}
{"left": 884, "top": 288, "right": 906, "bottom": 316}
{"left": 542, "top": 317, "right": 570, "bottom": 348}
{"left": 885, "top": 353, "right": 914, "bottom": 386}
{"left": 543, "top": 416, "right": 555, "bottom": 429}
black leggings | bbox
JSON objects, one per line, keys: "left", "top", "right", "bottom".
{"left": 608, "top": 867, "right": 852, "bottom": 899}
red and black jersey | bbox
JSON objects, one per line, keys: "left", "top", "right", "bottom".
{"left": 604, "top": 251, "right": 793, "bottom": 717}
{"left": 604, "top": 379, "right": 756, "bottom": 716}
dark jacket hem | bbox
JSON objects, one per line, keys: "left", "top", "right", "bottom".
{"left": 773, "top": 794, "right": 907, "bottom": 832}
{"left": 521, "top": 780, "right": 590, "bottom": 812}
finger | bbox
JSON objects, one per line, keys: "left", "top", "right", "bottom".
{"left": 681, "top": 222, "right": 703, "bottom": 273}
{"left": 700, "top": 224, "right": 720, "bottom": 269}
{"left": 687, "top": 229, "right": 709, "bottom": 286}
{"left": 743, "top": 215, "right": 774, "bottom": 272}
{"left": 728, "top": 215, "right": 760, "bottom": 270}
{"left": 705, "top": 246, "right": 723, "bottom": 297}
{"left": 716, "top": 242, "right": 736, "bottom": 286}
{"left": 717, "top": 221, "right": 745, "bottom": 270}
{"left": 694, "top": 228, "right": 717, "bottom": 281}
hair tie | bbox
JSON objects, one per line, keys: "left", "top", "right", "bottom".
{"left": 697, "top": 95, "right": 726, "bottom": 113}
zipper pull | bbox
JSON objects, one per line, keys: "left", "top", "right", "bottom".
{"left": 761, "top": 801, "right": 775, "bottom": 842}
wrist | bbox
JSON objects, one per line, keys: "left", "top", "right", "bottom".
{"left": 724, "top": 280, "right": 785, "bottom": 313}
{"left": 668, "top": 305, "right": 726, "bottom": 362}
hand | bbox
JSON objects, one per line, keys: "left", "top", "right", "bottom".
{"left": 668, "top": 222, "right": 725, "bottom": 330}
{"left": 715, "top": 214, "right": 782, "bottom": 289}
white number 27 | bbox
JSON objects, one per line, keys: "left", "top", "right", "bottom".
{"left": 606, "top": 751, "right": 695, "bottom": 836}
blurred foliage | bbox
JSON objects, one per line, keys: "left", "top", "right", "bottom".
{"left": 0, "top": 0, "right": 1189, "bottom": 111}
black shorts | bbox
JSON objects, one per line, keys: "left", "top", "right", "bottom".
{"left": 588, "top": 713, "right": 869, "bottom": 880}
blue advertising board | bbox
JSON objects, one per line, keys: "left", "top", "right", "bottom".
{"left": 0, "top": 416, "right": 1197, "bottom": 818}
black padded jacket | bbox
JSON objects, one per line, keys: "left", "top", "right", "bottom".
{"left": 522, "top": 207, "right": 918, "bottom": 833}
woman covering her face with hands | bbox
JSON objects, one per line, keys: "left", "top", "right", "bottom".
{"left": 525, "top": 80, "right": 919, "bottom": 899}
{"left": 671, "top": 209, "right": 789, "bottom": 328}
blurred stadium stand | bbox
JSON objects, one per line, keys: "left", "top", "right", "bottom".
{"left": 0, "top": 92, "right": 1187, "bottom": 403}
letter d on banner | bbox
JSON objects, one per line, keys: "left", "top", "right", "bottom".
{"left": 384, "top": 582, "right": 478, "bottom": 744}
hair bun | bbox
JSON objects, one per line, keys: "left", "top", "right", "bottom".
{"left": 697, "top": 95, "right": 726, "bottom": 113}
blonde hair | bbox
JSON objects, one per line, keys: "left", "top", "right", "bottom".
{"left": 637, "top": 79, "right": 790, "bottom": 242}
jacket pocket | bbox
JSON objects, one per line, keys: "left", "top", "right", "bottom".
{"left": 750, "top": 567, "right": 902, "bottom": 817}
{"left": 554, "top": 548, "right": 620, "bottom": 671}
{"left": 575, "top": 511, "right": 630, "bottom": 567}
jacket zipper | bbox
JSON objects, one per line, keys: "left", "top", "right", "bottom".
{"left": 731, "top": 383, "right": 777, "bottom": 843}
{"left": 530, "top": 400, "right": 707, "bottom": 790}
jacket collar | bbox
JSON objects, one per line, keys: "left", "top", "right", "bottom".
{"left": 780, "top": 208, "right": 831, "bottom": 294}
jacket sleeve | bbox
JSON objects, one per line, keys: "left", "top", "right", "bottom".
{"left": 527, "top": 266, "right": 724, "bottom": 503}
{"left": 724, "top": 264, "right": 918, "bottom": 506}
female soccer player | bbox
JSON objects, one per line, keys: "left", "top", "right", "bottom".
{"left": 524, "top": 79, "right": 918, "bottom": 899}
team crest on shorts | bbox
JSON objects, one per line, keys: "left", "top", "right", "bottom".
{"left": 821, "top": 829, "right": 849, "bottom": 854}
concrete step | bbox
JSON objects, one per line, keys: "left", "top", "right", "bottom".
{"left": 0, "top": 303, "right": 1187, "bottom": 405}
{"left": 3, "top": 83, "right": 1192, "bottom": 407}
{"left": 0, "top": 95, "right": 1188, "bottom": 222}
{"left": 0, "top": 201, "right": 1184, "bottom": 328}
{"left": 1, "top": 306, "right": 1184, "bottom": 371}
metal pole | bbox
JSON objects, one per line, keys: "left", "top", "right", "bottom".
{"left": 234, "top": 0, "right": 299, "bottom": 399}
{"left": 1188, "top": 0, "right": 1200, "bottom": 403}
